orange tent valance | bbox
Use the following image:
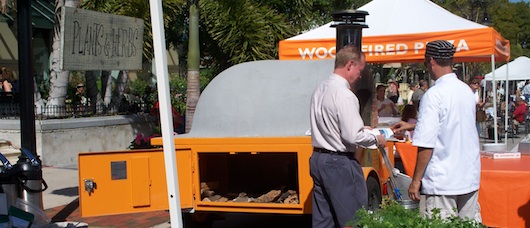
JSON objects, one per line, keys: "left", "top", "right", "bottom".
{"left": 279, "top": 27, "right": 510, "bottom": 63}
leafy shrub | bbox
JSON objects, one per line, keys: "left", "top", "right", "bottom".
{"left": 349, "top": 197, "right": 486, "bottom": 228}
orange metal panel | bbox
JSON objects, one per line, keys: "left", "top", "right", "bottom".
{"left": 78, "top": 149, "right": 170, "bottom": 217}
{"left": 175, "top": 148, "right": 194, "bottom": 209}
{"left": 131, "top": 156, "right": 150, "bottom": 207}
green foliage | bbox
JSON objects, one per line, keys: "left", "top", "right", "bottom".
{"left": 127, "top": 68, "right": 214, "bottom": 116}
{"left": 351, "top": 198, "right": 486, "bottom": 228}
{"left": 169, "top": 74, "right": 186, "bottom": 114}
{"left": 127, "top": 71, "right": 155, "bottom": 114}
{"left": 196, "top": 0, "right": 372, "bottom": 75}
{"left": 168, "top": 69, "right": 213, "bottom": 115}
{"left": 309, "top": 0, "right": 371, "bottom": 27}
{"left": 199, "top": 1, "right": 294, "bottom": 68}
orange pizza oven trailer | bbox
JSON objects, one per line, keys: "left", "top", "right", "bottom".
{"left": 77, "top": 59, "right": 396, "bottom": 219}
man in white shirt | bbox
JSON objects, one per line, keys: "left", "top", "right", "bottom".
{"left": 310, "top": 45, "right": 386, "bottom": 228}
{"left": 408, "top": 40, "right": 482, "bottom": 222}
{"left": 522, "top": 81, "right": 530, "bottom": 102}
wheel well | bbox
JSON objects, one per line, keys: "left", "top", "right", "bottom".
{"left": 361, "top": 167, "right": 381, "bottom": 186}
{"left": 367, "top": 171, "right": 380, "bottom": 189}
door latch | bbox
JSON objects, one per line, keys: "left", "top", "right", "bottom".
{"left": 84, "top": 179, "right": 96, "bottom": 196}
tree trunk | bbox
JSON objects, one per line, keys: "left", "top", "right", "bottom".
{"left": 34, "top": 78, "right": 45, "bottom": 116}
{"left": 186, "top": 1, "right": 200, "bottom": 133}
{"left": 112, "top": 70, "right": 129, "bottom": 113}
{"left": 47, "top": 0, "right": 79, "bottom": 117}
{"left": 101, "top": 71, "right": 113, "bottom": 106}
{"left": 85, "top": 71, "right": 103, "bottom": 114}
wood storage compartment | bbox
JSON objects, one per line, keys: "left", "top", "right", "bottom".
{"left": 198, "top": 152, "right": 300, "bottom": 205}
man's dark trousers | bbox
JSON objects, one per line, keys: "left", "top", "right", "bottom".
{"left": 310, "top": 151, "right": 367, "bottom": 228}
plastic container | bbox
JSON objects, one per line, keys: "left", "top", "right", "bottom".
{"left": 16, "top": 198, "right": 51, "bottom": 226}
{"left": 398, "top": 199, "right": 419, "bottom": 210}
{"left": 482, "top": 143, "right": 507, "bottom": 152}
{"left": 8, "top": 206, "right": 33, "bottom": 228}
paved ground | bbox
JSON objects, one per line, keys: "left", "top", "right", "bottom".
{"left": 38, "top": 131, "right": 527, "bottom": 227}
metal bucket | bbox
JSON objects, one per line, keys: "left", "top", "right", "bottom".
{"left": 398, "top": 199, "right": 419, "bottom": 210}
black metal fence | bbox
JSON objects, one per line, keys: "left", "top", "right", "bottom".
{"left": 0, "top": 92, "right": 151, "bottom": 120}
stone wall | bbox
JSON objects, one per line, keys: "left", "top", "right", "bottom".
{"left": 0, "top": 115, "right": 157, "bottom": 168}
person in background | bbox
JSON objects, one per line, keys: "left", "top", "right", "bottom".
{"left": 407, "top": 82, "right": 418, "bottom": 105}
{"left": 469, "top": 76, "right": 486, "bottom": 136}
{"left": 496, "top": 83, "right": 505, "bottom": 99}
{"left": 376, "top": 84, "right": 399, "bottom": 117}
{"left": 0, "top": 67, "right": 17, "bottom": 93}
{"left": 411, "top": 80, "right": 428, "bottom": 110}
{"left": 522, "top": 80, "right": 530, "bottom": 103}
{"left": 310, "top": 44, "right": 386, "bottom": 228}
{"left": 400, "top": 104, "right": 417, "bottom": 139}
{"left": 406, "top": 40, "right": 482, "bottom": 222}
{"left": 386, "top": 79, "right": 400, "bottom": 103}
{"left": 73, "top": 83, "right": 88, "bottom": 113}
{"left": 512, "top": 97, "right": 527, "bottom": 133}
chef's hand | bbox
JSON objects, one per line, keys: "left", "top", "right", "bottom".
{"left": 408, "top": 180, "right": 421, "bottom": 201}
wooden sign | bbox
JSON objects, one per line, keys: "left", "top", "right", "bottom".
{"left": 60, "top": 7, "right": 144, "bottom": 71}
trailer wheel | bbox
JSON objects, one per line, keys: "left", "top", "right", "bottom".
{"left": 366, "top": 176, "right": 382, "bottom": 211}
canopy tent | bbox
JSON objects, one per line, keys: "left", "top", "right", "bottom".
{"left": 484, "top": 56, "right": 530, "bottom": 81}
{"left": 279, "top": 0, "right": 510, "bottom": 63}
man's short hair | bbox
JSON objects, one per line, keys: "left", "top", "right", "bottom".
{"left": 425, "top": 40, "right": 455, "bottom": 67}
{"left": 376, "top": 84, "right": 387, "bottom": 91}
{"left": 335, "top": 44, "right": 364, "bottom": 69}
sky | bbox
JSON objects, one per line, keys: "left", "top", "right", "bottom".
{"left": 509, "top": 0, "right": 530, "bottom": 2}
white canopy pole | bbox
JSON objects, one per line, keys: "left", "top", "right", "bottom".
{"left": 149, "top": 0, "right": 183, "bottom": 227}
{"left": 491, "top": 54, "right": 498, "bottom": 144}
{"left": 505, "top": 61, "right": 509, "bottom": 143}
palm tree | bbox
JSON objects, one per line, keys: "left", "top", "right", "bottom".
{"left": 185, "top": 0, "right": 199, "bottom": 133}
{"left": 46, "top": 0, "right": 79, "bottom": 117}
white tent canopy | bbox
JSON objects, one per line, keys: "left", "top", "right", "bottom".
{"left": 279, "top": 0, "right": 510, "bottom": 63}
{"left": 484, "top": 56, "right": 530, "bottom": 81}
{"left": 290, "top": 0, "right": 486, "bottom": 39}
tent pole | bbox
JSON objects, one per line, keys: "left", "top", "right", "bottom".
{"left": 149, "top": 0, "right": 183, "bottom": 227}
{"left": 505, "top": 60, "right": 509, "bottom": 143}
{"left": 491, "top": 54, "right": 498, "bottom": 144}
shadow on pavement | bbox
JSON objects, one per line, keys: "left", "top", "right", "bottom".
{"left": 51, "top": 187, "right": 79, "bottom": 197}
{"left": 50, "top": 198, "right": 79, "bottom": 223}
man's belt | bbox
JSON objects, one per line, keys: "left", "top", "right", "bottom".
{"left": 314, "top": 147, "right": 354, "bottom": 156}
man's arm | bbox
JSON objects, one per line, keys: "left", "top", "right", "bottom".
{"left": 391, "top": 102, "right": 399, "bottom": 116}
{"left": 408, "top": 146, "right": 433, "bottom": 201}
{"left": 390, "top": 121, "right": 416, "bottom": 133}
